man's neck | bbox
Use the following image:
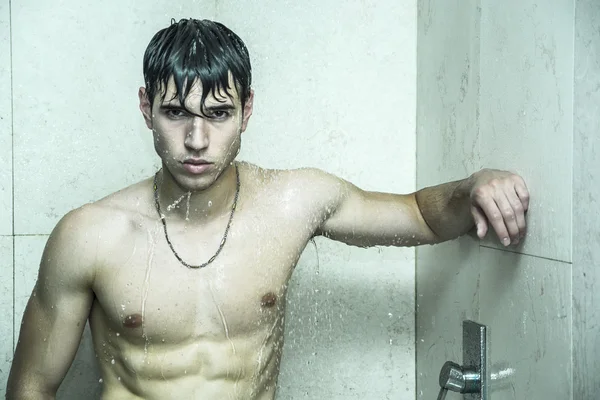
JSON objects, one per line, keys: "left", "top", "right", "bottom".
{"left": 155, "top": 163, "right": 238, "bottom": 224}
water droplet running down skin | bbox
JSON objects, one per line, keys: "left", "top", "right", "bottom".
{"left": 185, "top": 192, "right": 191, "bottom": 221}
{"left": 208, "top": 281, "right": 236, "bottom": 355}
{"left": 208, "top": 281, "right": 243, "bottom": 399}
{"left": 248, "top": 314, "right": 283, "bottom": 397}
{"left": 166, "top": 193, "right": 188, "bottom": 211}
{"left": 141, "top": 224, "right": 160, "bottom": 364}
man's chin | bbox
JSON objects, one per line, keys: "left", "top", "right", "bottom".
{"left": 178, "top": 178, "right": 215, "bottom": 193}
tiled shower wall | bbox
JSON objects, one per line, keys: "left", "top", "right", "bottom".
{"left": 1, "top": 1, "right": 417, "bottom": 398}
{"left": 416, "top": 0, "right": 600, "bottom": 398}
{"left": 573, "top": 0, "right": 600, "bottom": 397}
{"left": 1, "top": 0, "right": 13, "bottom": 393}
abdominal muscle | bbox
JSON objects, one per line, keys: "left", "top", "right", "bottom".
{"left": 90, "top": 305, "right": 285, "bottom": 400}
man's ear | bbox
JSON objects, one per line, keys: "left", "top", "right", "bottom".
{"left": 138, "top": 87, "right": 153, "bottom": 129}
{"left": 240, "top": 89, "right": 254, "bottom": 133}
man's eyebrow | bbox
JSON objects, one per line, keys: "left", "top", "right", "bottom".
{"left": 159, "top": 103, "right": 236, "bottom": 111}
{"left": 203, "top": 103, "right": 236, "bottom": 111}
{"left": 159, "top": 103, "right": 184, "bottom": 110}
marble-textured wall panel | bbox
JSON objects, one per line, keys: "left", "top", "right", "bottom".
{"left": 478, "top": 248, "right": 572, "bottom": 400}
{"left": 217, "top": 0, "right": 416, "bottom": 192}
{"left": 479, "top": 0, "right": 574, "bottom": 262}
{"left": 0, "top": 1, "right": 12, "bottom": 235}
{"left": 0, "top": 236, "right": 13, "bottom": 398}
{"left": 417, "top": 0, "right": 482, "bottom": 186}
{"left": 415, "top": 0, "right": 481, "bottom": 398}
{"left": 415, "top": 238, "right": 481, "bottom": 400}
{"left": 573, "top": 0, "right": 600, "bottom": 397}
{"left": 279, "top": 241, "right": 415, "bottom": 399}
{"left": 12, "top": 0, "right": 215, "bottom": 235}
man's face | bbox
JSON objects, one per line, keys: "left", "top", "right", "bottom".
{"left": 139, "top": 74, "right": 253, "bottom": 192}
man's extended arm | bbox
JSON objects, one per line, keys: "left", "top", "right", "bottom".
{"left": 311, "top": 168, "right": 529, "bottom": 248}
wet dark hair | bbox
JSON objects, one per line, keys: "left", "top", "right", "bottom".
{"left": 143, "top": 18, "right": 252, "bottom": 116}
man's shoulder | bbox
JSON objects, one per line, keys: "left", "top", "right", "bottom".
{"left": 243, "top": 162, "right": 344, "bottom": 212}
{"left": 55, "top": 177, "right": 154, "bottom": 244}
{"left": 243, "top": 161, "right": 339, "bottom": 188}
{"left": 41, "top": 200, "right": 137, "bottom": 281}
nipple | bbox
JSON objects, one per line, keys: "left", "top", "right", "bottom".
{"left": 261, "top": 292, "right": 277, "bottom": 308}
{"left": 123, "top": 313, "right": 143, "bottom": 328}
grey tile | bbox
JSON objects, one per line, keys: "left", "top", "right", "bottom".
{"left": 416, "top": 0, "right": 482, "bottom": 187}
{"left": 479, "top": 0, "right": 574, "bottom": 262}
{"left": 13, "top": 235, "right": 44, "bottom": 329}
{"left": 415, "top": 237, "right": 481, "bottom": 400}
{"left": 11, "top": 1, "right": 215, "bottom": 234}
{"left": 478, "top": 248, "right": 571, "bottom": 400}
{"left": 573, "top": 0, "right": 600, "bottom": 398}
{"left": 415, "top": 0, "right": 482, "bottom": 398}
{"left": 278, "top": 240, "right": 416, "bottom": 398}
{"left": 0, "top": 236, "right": 13, "bottom": 399}
{"left": 218, "top": 0, "right": 417, "bottom": 194}
{"left": 0, "top": 1, "right": 12, "bottom": 236}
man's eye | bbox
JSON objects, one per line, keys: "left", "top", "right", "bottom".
{"left": 166, "top": 109, "right": 187, "bottom": 118}
{"left": 210, "top": 110, "right": 230, "bottom": 119}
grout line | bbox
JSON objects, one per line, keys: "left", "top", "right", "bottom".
{"left": 5, "top": 233, "right": 50, "bottom": 237}
{"left": 413, "top": 246, "right": 418, "bottom": 397}
{"left": 9, "top": 0, "right": 15, "bottom": 353}
{"left": 413, "top": 16, "right": 418, "bottom": 397}
{"left": 570, "top": 0, "right": 575, "bottom": 389}
{"left": 480, "top": 244, "right": 573, "bottom": 264}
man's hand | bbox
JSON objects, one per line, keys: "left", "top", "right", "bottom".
{"left": 469, "top": 169, "right": 530, "bottom": 246}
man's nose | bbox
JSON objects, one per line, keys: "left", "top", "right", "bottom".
{"left": 184, "top": 117, "right": 209, "bottom": 151}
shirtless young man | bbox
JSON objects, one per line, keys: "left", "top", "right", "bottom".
{"left": 6, "top": 18, "right": 530, "bottom": 400}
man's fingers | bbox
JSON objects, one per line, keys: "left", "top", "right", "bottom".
{"left": 471, "top": 205, "right": 488, "bottom": 239}
{"left": 476, "top": 194, "right": 510, "bottom": 246}
{"left": 508, "top": 187, "right": 527, "bottom": 239}
{"left": 514, "top": 178, "right": 530, "bottom": 212}
{"left": 493, "top": 191, "right": 520, "bottom": 245}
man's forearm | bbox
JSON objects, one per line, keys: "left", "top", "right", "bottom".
{"left": 414, "top": 175, "right": 475, "bottom": 243}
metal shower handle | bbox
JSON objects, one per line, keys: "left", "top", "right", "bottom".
{"left": 435, "top": 320, "right": 487, "bottom": 400}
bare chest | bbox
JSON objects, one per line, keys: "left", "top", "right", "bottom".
{"left": 92, "top": 214, "right": 311, "bottom": 345}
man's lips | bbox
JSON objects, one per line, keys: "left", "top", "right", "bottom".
{"left": 182, "top": 161, "right": 212, "bottom": 174}
{"left": 183, "top": 159, "right": 211, "bottom": 165}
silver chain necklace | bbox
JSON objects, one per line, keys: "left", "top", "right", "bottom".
{"left": 153, "top": 164, "right": 240, "bottom": 269}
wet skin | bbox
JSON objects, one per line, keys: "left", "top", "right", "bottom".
{"left": 8, "top": 156, "right": 435, "bottom": 400}
{"left": 88, "top": 163, "right": 321, "bottom": 399}
{"left": 8, "top": 77, "right": 438, "bottom": 399}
